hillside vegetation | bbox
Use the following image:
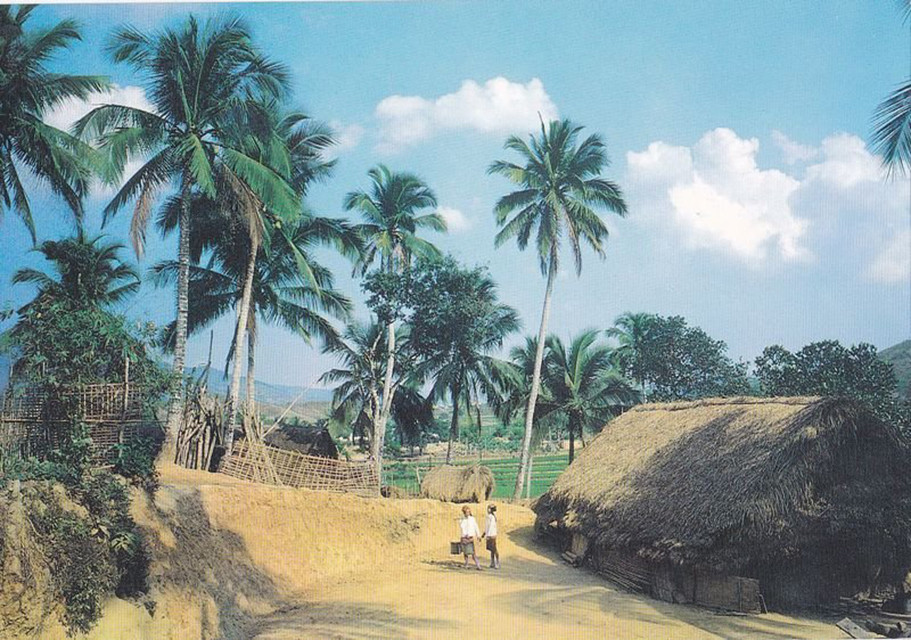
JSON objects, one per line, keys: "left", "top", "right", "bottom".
{"left": 880, "top": 339, "right": 911, "bottom": 399}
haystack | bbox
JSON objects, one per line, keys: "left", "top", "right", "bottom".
{"left": 420, "top": 465, "right": 495, "bottom": 503}
{"left": 534, "top": 396, "right": 911, "bottom": 609}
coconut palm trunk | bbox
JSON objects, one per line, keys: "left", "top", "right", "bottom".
{"left": 446, "top": 382, "right": 461, "bottom": 464}
{"left": 225, "top": 239, "right": 258, "bottom": 454}
{"left": 513, "top": 255, "right": 556, "bottom": 499}
{"left": 246, "top": 328, "right": 256, "bottom": 416}
{"left": 163, "top": 178, "right": 192, "bottom": 462}
{"left": 371, "top": 319, "right": 397, "bottom": 475}
{"left": 568, "top": 413, "right": 577, "bottom": 463}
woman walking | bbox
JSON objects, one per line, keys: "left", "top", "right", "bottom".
{"left": 459, "top": 505, "right": 482, "bottom": 570}
{"left": 483, "top": 504, "right": 500, "bottom": 569}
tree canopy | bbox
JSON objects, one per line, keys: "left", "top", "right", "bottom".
{"left": 609, "top": 313, "right": 750, "bottom": 402}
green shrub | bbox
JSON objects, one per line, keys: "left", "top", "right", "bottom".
{"left": 24, "top": 482, "right": 118, "bottom": 635}
{"left": 10, "top": 469, "right": 151, "bottom": 635}
{"left": 114, "top": 437, "right": 160, "bottom": 492}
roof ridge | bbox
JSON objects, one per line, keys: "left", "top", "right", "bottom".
{"left": 629, "top": 396, "right": 822, "bottom": 412}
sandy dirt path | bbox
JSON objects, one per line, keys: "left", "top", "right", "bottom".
{"left": 248, "top": 521, "right": 839, "bottom": 640}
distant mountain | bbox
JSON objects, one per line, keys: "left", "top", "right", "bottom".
{"left": 880, "top": 339, "right": 911, "bottom": 400}
{"left": 186, "top": 366, "right": 333, "bottom": 406}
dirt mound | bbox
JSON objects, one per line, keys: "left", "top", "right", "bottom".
{"left": 0, "top": 483, "right": 58, "bottom": 638}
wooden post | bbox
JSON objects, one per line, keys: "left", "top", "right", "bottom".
{"left": 525, "top": 453, "right": 534, "bottom": 499}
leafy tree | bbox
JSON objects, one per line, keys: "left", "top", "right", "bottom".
{"left": 153, "top": 213, "right": 357, "bottom": 415}
{"left": 320, "top": 321, "right": 411, "bottom": 456}
{"left": 12, "top": 231, "right": 139, "bottom": 310}
{"left": 0, "top": 6, "right": 107, "bottom": 240}
{"left": 5, "top": 302, "right": 165, "bottom": 392}
{"left": 610, "top": 313, "right": 750, "bottom": 401}
{"left": 4, "top": 234, "right": 164, "bottom": 394}
{"left": 390, "top": 385, "right": 434, "bottom": 453}
{"left": 871, "top": 2, "right": 911, "bottom": 175}
{"left": 76, "top": 15, "right": 298, "bottom": 457}
{"left": 489, "top": 118, "right": 627, "bottom": 499}
{"left": 404, "top": 257, "right": 520, "bottom": 462}
{"left": 344, "top": 165, "right": 445, "bottom": 473}
{"left": 154, "top": 105, "right": 345, "bottom": 451}
{"left": 211, "top": 104, "right": 337, "bottom": 452}
{"left": 544, "top": 330, "right": 638, "bottom": 462}
{"left": 606, "top": 311, "right": 654, "bottom": 399}
{"left": 755, "top": 340, "right": 907, "bottom": 425}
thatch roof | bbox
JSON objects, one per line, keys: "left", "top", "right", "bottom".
{"left": 421, "top": 465, "right": 495, "bottom": 503}
{"left": 264, "top": 425, "right": 338, "bottom": 459}
{"left": 535, "top": 396, "right": 911, "bottom": 576}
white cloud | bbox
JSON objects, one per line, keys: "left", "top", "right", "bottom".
{"left": 437, "top": 206, "right": 471, "bottom": 232}
{"left": 628, "top": 128, "right": 806, "bottom": 264}
{"left": 375, "top": 77, "right": 558, "bottom": 152}
{"left": 804, "top": 133, "right": 882, "bottom": 188}
{"left": 326, "top": 120, "right": 364, "bottom": 158}
{"left": 867, "top": 230, "right": 911, "bottom": 283}
{"left": 772, "top": 130, "right": 818, "bottom": 165}
{"left": 44, "top": 85, "right": 154, "bottom": 197}
{"left": 627, "top": 128, "right": 911, "bottom": 282}
{"left": 43, "top": 85, "right": 153, "bottom": 132}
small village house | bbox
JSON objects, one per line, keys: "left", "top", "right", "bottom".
{"left": 534, "top": 397, "right": 911, "bottom": 611}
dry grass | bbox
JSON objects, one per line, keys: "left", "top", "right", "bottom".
{"left": 535, "top": 396, "right": 911, "bottom": 588}
{"left": 420, "top": 465, "right": 495, "bottom": 503}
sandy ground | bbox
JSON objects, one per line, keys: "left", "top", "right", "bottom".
{"left": 32, "top": 465, "right": 845, "bottom": 640}
{"left": 246, "top": 517, "right": 839, "bottom": 640}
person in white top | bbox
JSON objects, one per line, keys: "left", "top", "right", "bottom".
{"left": 482, "top": 504, "right": 500, "bottom": 569}
{"left": 459, "top": 505, "right": 482, "bottom": 570}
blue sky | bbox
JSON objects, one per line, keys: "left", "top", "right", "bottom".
{"left": 1, "top": 1, "right": 909, "bottom": 388}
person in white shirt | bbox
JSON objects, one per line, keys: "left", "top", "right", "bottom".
{"left": 482, "top": 504, "right": 500, "bottom": 569}
{"left": 459, "top": 505, "right": 482, "bottom": 570}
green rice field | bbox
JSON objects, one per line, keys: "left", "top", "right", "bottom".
{"left": 383, "top": 453, "right": 570, "bottom": 499}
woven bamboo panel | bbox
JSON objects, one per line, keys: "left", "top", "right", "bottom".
{"left": 221, "top": 441, "right": 379, "bottom": 497}
{"left": 0, "top": 383, "right": 146, "bottom": 467}
{"left": 0, "top": 419, "right": 137, "bottom": 466}
{"left": 1, "top": 383, "right": 144, "bottom": 423}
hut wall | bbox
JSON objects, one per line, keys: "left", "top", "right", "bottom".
{"left": 588, "top": 545, "right": 761, "bottom": 612}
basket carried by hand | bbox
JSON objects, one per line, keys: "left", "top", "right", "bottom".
{"left": 450, "top": 541, "right": 462, "bottom": 555}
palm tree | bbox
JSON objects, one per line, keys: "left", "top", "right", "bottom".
{"left": 606, "top": 311, "right": 654, "bottom": 400}
{"left": 344, "top": 165, "right": 445, "bottom": 469}
{"left": 412, "top": 265, "right": 520, "bottom": 463}
{"left": 0, "top": 6, "right": 107, "bottom": 240}
{"left": 154, "top": 212, "right": 358, "bottom": 416}
{"left": 544, "top": 330, "right": 638, "bottom": 463}
{"left": 205, "top": 104, "right": 338, "bottom": 453}
{"left": 488, "top": 118, "right": 628, "bottom": 499}
{"left": 320, "top": 321, "right": 406, "bottom": 453}
{"left": 12, "top": 230, "right": 139, "bottom": 310}
{"left": 871, "top": 2, "right": 911, "bottom": 175}
{"left": 75, "top": 16, "right": 299, "bottom": 455}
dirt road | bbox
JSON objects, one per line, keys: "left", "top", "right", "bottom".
{"left": 248, "top": 517, "right": 837, "bottom": 640}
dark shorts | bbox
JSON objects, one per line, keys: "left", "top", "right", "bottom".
{"left": 460, "top": 537, "right": 475, "bottom": 555}
{"left": 486, "top": 536, "right": 498, "bottom": 553}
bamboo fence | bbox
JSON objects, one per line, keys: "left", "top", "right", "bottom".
{"left": 0, "top": 382, "right": 146, "bottom": 465}
{"left": 220, "top": 440, "right": 379, "bottom": 497}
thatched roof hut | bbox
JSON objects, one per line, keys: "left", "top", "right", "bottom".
{"left": 264, "top": 424, "right": 338, "bottom": 459}
{"left": 534, "top": 396, "right": 911, "bottom": 609}
{"left": 421, "top": 465, "right": 495, "bottom": 503}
